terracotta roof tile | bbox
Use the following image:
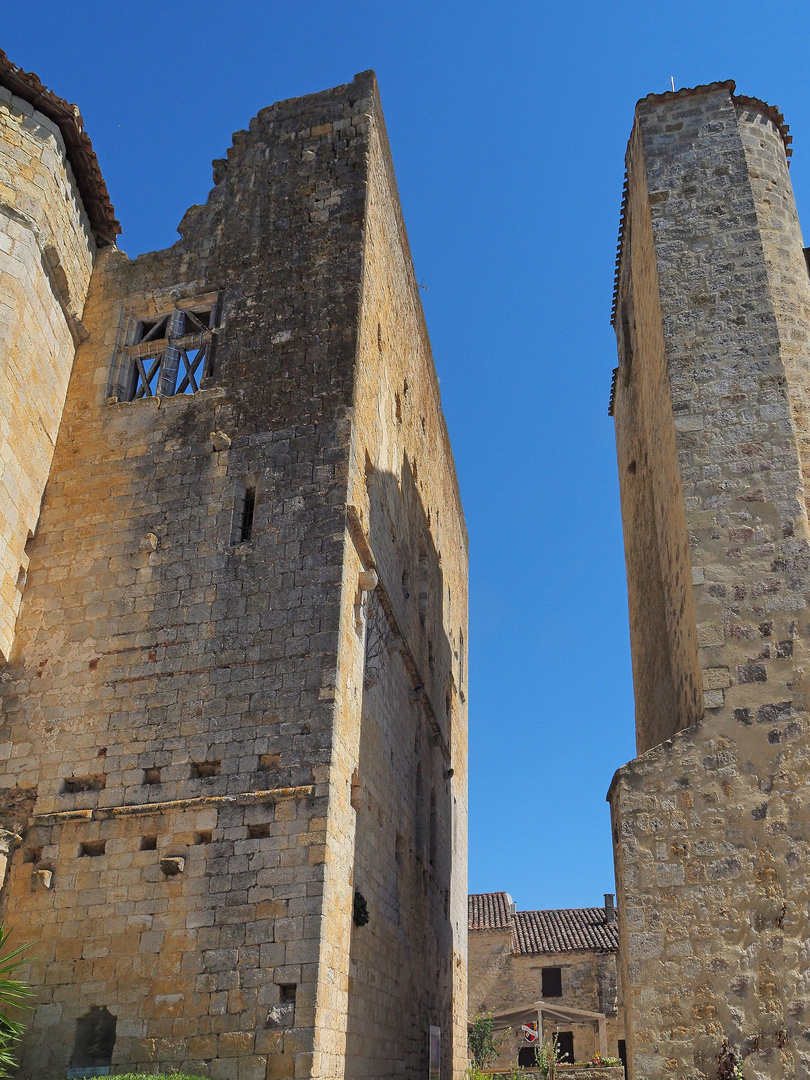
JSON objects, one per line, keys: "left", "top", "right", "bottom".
{"left": 0, "top": 50, "right": 120, "bottom": 245}
{"left": 468, "top": 892, "right": 513, "bottom": 931}
{"left": 512, "top": 908, "right": 618, "bottom": 954}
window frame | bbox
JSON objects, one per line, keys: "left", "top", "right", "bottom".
{"left": 110, "top": 291, "right": 220, "bottom": 403}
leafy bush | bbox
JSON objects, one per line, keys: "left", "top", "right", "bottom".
{"left": 0, "top": 925, "right": 31, "bottom": 1078}
{"left": 467, "top": 1014, "right": 504, "bottom": 1069}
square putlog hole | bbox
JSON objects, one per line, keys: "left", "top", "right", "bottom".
{"left": 258, "top": 753, "right": 280, "bottom": 771}
{"left": 248, "top": 823, "right": 272, "bottom": 840}
{"left": 23, "top": 847, "right": 43, "bottom": 864}
{"left": 191, "top": 760, "right": 221, "bottom": 779}
{"left": 143, "top": 767, "right": 162, "bottom": 785}
{"left": 194, "top": 831, "right": 213, "bottom": 845}
{"left": 63, "top": 774, "right": 106, "bottom": 794}
{"left": 140, "top": 835, "right": 157, "bottom": 851}
{"left": 79, "top": 840, "right": 106, "bottom": 858}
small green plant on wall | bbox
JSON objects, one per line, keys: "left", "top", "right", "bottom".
{"left": 0, "top": 925, "right": 31, "bottom": 1079}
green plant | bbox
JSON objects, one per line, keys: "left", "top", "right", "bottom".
{"left": 0, "top": 925, "right": 31, "bottom": 1078}
{"left": 468, "top": 1014, "right": 504, "bottom": 1069}
{"left": 66, "top": 1074, "right": 211, "bottom": 1079}
{"left": 534, "top": 1034, "right": 560, "bottom": 1079}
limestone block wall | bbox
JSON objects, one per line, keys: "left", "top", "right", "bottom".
{"left": 610, "top": 83, "right": 810, "bottom": 1080}
{"left": 0, "top": 85, "right": 95, "bottom": 660}
{"left": 321, "top": 85, "right": 468, "bottom": 1079}
{"left": 0, "top": 70, "right": 467, "bottom": 1080}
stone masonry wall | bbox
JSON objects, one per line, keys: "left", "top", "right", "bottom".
{"left": 612, "top": 122, "right": 703, "bottom": 755}
{"left": 1, "top": 72, "right": 363, "bottom": 1080}
{"left": 610, "top": 85, "right": 810, "bottom": 1080}
{"left": 0, "top": 85, "right": 96, "bottom": 660}
{"left": 319, "top": 86, "right": 468, "bottom": 1079}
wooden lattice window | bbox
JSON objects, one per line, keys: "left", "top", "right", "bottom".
{"left": 122, "top": 294, "right": 218, "bottom": 400}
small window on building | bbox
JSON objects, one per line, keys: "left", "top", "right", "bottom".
{"left": 118, "top": 295, "right": 218, "bottom": 401}
{"left": 231, "top": 483, "right": 257, "bottom": 544}
{"left": 240, "top": 487, "right": 256, "bottom": 542}
{"left": 70, "top": 1006, "right": 117, "bottom": 1074}
{"left": 542, "top": 966, "right": 562, "bottom": 998}
{"left": 518, "top": 1047, "right": 537, "bottom": 1068}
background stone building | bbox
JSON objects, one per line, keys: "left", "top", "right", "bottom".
{"left": 609, "top": 81, "right": 810, "bottom": 1080}
{"left": 0, "top": 53, "right": 468, "bottom": 1079}
{"left": 468, "top": 892, "right": 624, "bottom": 1069}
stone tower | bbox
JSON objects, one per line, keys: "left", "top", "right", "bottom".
{"left": 0, "top": 58, "right": 468, "bottom": 1080}
{"left": 609, "top": 81, "right": 810, "bottom": 1080}
{"left": 0, "top": 51, "right": 119, "bottom": 663}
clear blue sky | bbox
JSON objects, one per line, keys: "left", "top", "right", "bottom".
{"left": 7, "top": 1, "right": 810, "bottom": 911}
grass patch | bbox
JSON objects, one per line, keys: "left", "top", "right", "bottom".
{"left": 65, "top": 1075, "right": 210, "bottom": 1080}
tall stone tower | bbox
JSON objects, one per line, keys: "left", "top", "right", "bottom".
{"left": 0, "top": 58, "right": 468, "bottom": 1080}
{"left": 609, "top": 81, "right": 810, "bottom": 1080}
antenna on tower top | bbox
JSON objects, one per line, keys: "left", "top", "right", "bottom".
{"left": 670, "top": 76, "right": 675, "bottom": 92}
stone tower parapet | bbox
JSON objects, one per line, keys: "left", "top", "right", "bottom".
{"left": 609, "top": 83, "right": 810, "bottom": 1080}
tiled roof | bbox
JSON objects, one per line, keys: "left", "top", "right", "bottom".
{"left": 512, "top": 908, "right": 618, "bottom": 955}
{"left": 0, "top": 50, "right": 120, "bottom": 245}
{"left": 468, "top": 892, "right": 513, "bottom": 931}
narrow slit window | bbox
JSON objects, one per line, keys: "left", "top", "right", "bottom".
{"left": 232, "top": 484, "right": 257, "bottom": 545}
{"left": 240, "top": 487, "right": 256, "bottom": 542}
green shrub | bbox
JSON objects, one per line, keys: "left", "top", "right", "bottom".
{"left": 0, "top": 925, "right": 32, "bottom": 1079}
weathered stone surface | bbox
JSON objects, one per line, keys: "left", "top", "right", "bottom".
{"left": 610, "top": 82, "right": 810, "bottom": 1080}
{"left": 0, "top": 88, "right": 96, "bottom": 659}
{"left": 0, "top": 68, "right": 468, "bottom": 1080}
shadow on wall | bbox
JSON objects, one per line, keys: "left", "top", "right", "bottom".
{"left": 345, "top": 454, "right": 457, "bottom": 1080}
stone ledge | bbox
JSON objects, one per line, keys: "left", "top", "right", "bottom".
{"left": 32, "top": 784, "right": 314, "bottom": 824}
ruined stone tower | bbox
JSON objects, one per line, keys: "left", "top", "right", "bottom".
{"left": 609, "top": 82, "right": 810, "bottom": 1080}
{"left": 0, "top": 55, "right": 468, "bottom": 1079}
